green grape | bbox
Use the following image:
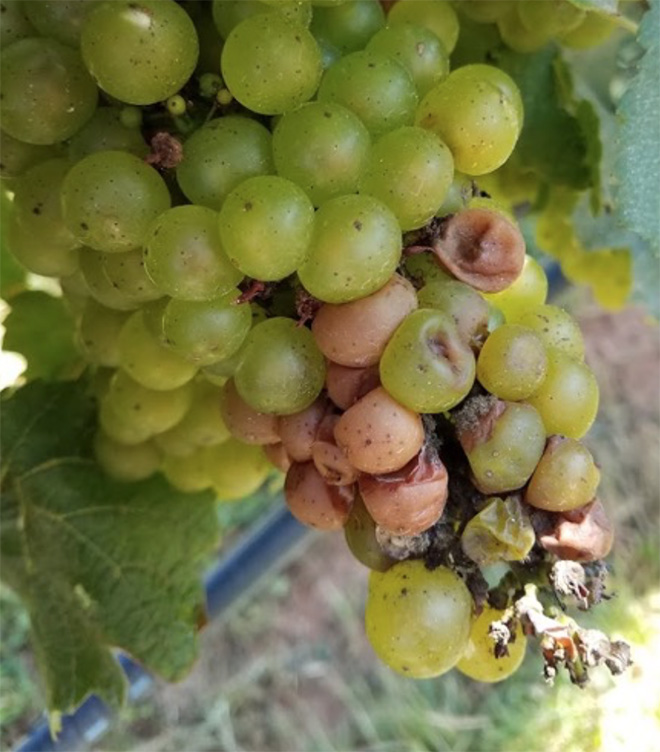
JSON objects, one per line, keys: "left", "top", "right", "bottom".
{"left": 166, "top": 95, "right": 186, "bottom": 117}
{"left": 380, "top": 309, "right": 476, "bottom": 413}
{"left": 162, "top": 290, "right": 252, "bottom": 366}
{"left": 175, "top": 381, "right": 231, "bottom": 447}
{"left": 311, "top": 0, "right": 384, "bottom": 54}
{"left": 359, "top": 126, "right": 453, "bottom": 231}
{"left": 0, "top": 0, "right": 35, "bottom": 47}
{"left": 77, "top": 299, "right": 129, "bottom": 367}
{"left": 204, "top": 439, "right": 271, "bottom": 500}
{"left": 272, "top": 102, "right": 371, "bottom": 207}
{"left": 513, "top": 304, "right": 584, "bottom": 360}
{"left": 298, "top": 194, "right": 401, "bottom": 304}
{"left": 403, "top": 252, "right": 451, "bottom": 288}
{"left": 317, "top": 50, "right": 418, "bottom": 137}
{"left": 141, "top": 297, "right": 169, "bottom": 345}
{"left": 120, "top": 106, "right": 142, "bottom": 130}
{"left": 234, "top": 317, "right": 326, "bottom": 415}
{"left": 344, "top": 494, "right": 395, "bottom": 572}
{"left": 144, "top": 205, "right": 242, "bottom": 301}
{"left": 99, "top": 397, "right": 153, "bottom": 446}
{"left": 461, "top": 495, "right": 535, "bottom": 566}
{"left": 366, "top": 22, "right": 449, "bottom": 96}
{"left": 0, "top": 130, "right": 61, "bottom": 182}
{"left": 0, "top": 38, "right": 97, "bottom": 145}
{"left": 79, "top": 249, "right": 140, "bottom": 311}
{"left": 458, "top": 400, "right": 546, "bottom": 494}
{"left": 416, "top": 64, "right": 523, "bottom": 176}
{"left": 192, "top": 5, "right": 224, "bottom": 76}
{"left": 526, "top": 350, "right": 599, "bottom": 439}
{"left": 482, "top": 255, "right": 548, "bottom": 323}
{"left": 13, "top": 159, "right": 80, "bottom": 255}
{"left": 365, "top": 560, "right": 472, "bottom": 678}
{"left": 81, "top": 0, "right": 199, "bottom": 105}
{"left": 476, "top": 324, "right": 548, "bottom": 401}
{"left": 7, "top": 213, "right": 79, "bottom": 278}
{"left": 458, "top": 1, "right": 514, "bottom": 24}
{"left": 417, "top": 279, "right": 490, "bottom": 347}
{"left": 118, "top": 310, "right": 198, "bottom": 390}
{"left": 496, "top": 5, "right": 553, "bottom": 53}
{"left": 436, "top": 171, "right": 475, "bottom": 216}
{"left": 456, "top": 605, "right": 527, "bottom": 683}
{"left": 526, "top": 436, "right": 600, "bottom": 512}
{"left": 163, "top": 451, "right": 213, "bottom": 493}
{"left": 154, "top": 421, "right": 197, "bottom": 459}
{"left": 176, "top": 116, "right": 274, "bottom": 210}
{"left": 387, "top": 0, "right": 459, "bottom": 53}
{"left": 221, "top": 12, "right": 322, "bottom": 115}
{"left": 61, "top": 150, "right": 171, "bottom": 254}
{"left": 212, "top": 0, "right": 312, "bottom": 39}
{"left": 317, "top": 35, "right": 342, "bottom": 70}
{"left": 559, "top": 11, "right": 618, "bottom": 49}
{"left": 218, "top": 176, "right": 315, "bottom": 280}
{"left": 94, "top": 431, "right": 160, "bottom": 483}
{"left": 67, "top": 107, "right": 148, "bottom": 162}
{"left": 517, "top": 0, "right": 585, "bottom": 37}
{"left": 101, "top": 248, "right": 162, "bottom": 305}
{"left": 105, "top": 369, "right": 193, "bottom": 436}
{"left": 25, "top": 0, "right": 100, "bottom": 47}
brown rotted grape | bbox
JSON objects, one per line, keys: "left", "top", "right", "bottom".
{"left": 278, "top": 395, "right": 331, "bottom": 462}
{"left": 284, "top": 461, "right": 354, "bottom": 531}
{"left": 325, "top": 361, "right": 380, "bottom": 410}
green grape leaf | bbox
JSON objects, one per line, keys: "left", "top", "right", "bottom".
{"left": 3, "top": 291, "right": 80, "bottom": 381}
{"left": 615, "top": 0, "right": 660, "bottom": 260}
{"left": 0, "top": 380, "right": 220, "bottom": 724}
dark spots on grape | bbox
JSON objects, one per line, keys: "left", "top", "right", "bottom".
{"left": 400, "top": 587, "right": 408, "bottom": 596}
{"left": 353, "top": 220, "right": 363, "bottom": 231}
{"left": 81, "top": 222, "right": 89, "bottom": 230}
{"left": 244, "top": 202, "right": 253, "bottom": 211}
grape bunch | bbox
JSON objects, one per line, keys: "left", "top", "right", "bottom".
{"left": 1, "top": 0, "right": 627, "bottom": 687}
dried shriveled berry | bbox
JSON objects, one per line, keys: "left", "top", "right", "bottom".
{"left": 312, "top": 273, "right": 418, "bottom": 367}
{"left": 325, "top": 361, "right": 380, "bottom": 410}
{"left": 312, "top": 414, "right": 359, "bottom": 486}
{"left": 539, "top": 499, "right": 613, "bottom": 562}
{"left": 334, "top": 386, "right": 425, "bottom": 474}
{"left": 359, "top": 448, "right": 449, "bottom": 536}
{"left": 220, "top": 379, "right": 280, "bottom": 445}
{"left": 284, "top": 461, "right": 354, "bottom": 531}
{"left": 433, "top": 208, "right": 525, "bottom": 292}
{"left": 278, "top": 395, "right": 331, "bottom": 462}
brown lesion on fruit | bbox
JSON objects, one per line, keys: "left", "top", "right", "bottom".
{"left": 537, "top": 499, "right": 614, "bottom": 563}
{"left": 453, "top": 394, "right": 505, "bottom": 453}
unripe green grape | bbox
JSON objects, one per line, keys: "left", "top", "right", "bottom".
{"left": 456, "top": 605, "right": 527, "bottom": 683}
{"left": 526, "top": 436, "right": 600, "bottom": 513}
{"left": 559, "top": 11, "right": 618, "bottom": 49}
{"left": 99, "top": 398, "right": 152, "bottom": 446}
{"left": 514, "top": 304, "right": 584, "bottom": 361}
{"left": 497, "top": 6, "right": 553, "bottom": 53}
{"left": 0, "top": 0, "right": 35, "bottom": 47}
{"left": 416, "top": 64, "right": 523, "bottom": 176}
{"left": 81, "top": 0, "right": 199, "bottom": 105}
{"left": 212, "top": 0, "right": 312, "bottom": 39}
{"left": 272, "top": 102, "right": 371, "bottom": 207}
{"left": 458, "top": 399, "right": 546, "bottom": 494}
{"left": 318, "top": 50, "right": 418, "bottom": 137}
{"left": 79, "top": 250, "right": 139, "bottom": 311}
{"left": 359, "top": 126, "right": 453, "bottom": 231}
{"left": 218, "top": 176, "right": 315, "bottom": 280}
{"left": 77, "top": 299, "right": 130, "bottom": 367}
{"left": 120, "top": 106, "right": 142, "bottom": 130}
{"left": 61, "top": 151, "right": 171, "bottom": 254}
{"left": 482, "top": 255, "right": 548, "bottom": 323}
{"left": 527, "top": 350, "right": 599, "bottom": 439}
{"left": 298, "top": 194, "right": 402, "bottom": 304}
{"left": 154, "top": 423, "right": 195, "bottom": 459}
{"left": 344, "top": 495, "right": 395, "bottom": 572}
{"left": 387, "top": 0, "right": 460, "bottom": 54}
{"left": 176, "top": 116, "right": 274, "bottom": 210}
{"left": 366, "top": 22, "right": 449, "bottom": 96}
{"left": 477, "top": 325, "right": 548, "bottom": 401}
{"left": 365, "top": 560, "right": 472, "bottom": 678}
{"left": 403, "top": 252, "right": 452, "bottom": 288}
{"left": 0, "top": 38, "right": 97, "bottom": 145}
{"left": 163, "top": 451, "right": 213, "bottom": 493}
{"left": 380, "top": 309, "right": 476, "bottom": 413}
{"left": 166, "top": 95, "right": 186, "bottom": 117}
{"left": 174, "top": 380, "right": 233, "bottom": 447}
{"left": 101, "top": 248, "right": 162, "bottom": 305}
{"left": 458, "top": 1, "right": 514, "bottom": 24}
{"left": 517, "top": 0, "right": 585, "bottom": 37}
{"left": 67, "top": 107, "right": 148, "bottom": 163}
{"left": 417, "top": 279, "right": 490, "bottom": 347}
{"left": 221, "top": 12, "right": 322, "bottom": 115}
{"left": 0, "top": 131, "right": 61, "bottom": 182}
{"left": 162, "top": 291, "right": 252, "bottom": 367}
{"left": 94, "top": 431, "right": 160, "bottom": 483}
{"left": 105, "top": 370, "right": 193, "bottom": 437}
{"left": 144, "top": 205, "right": 242, "bottom": 301}
{"left": 234, "top": 317, "right": 326, "bottom": 415}
{"left": 13, "top": 159, "right": 80, "bottom": 256}
{"left": 204, "top": 439, "right": 271, "bottom": 500}
{"left": 311, "top": 0, "right": 384, "bottom": 54}
{"left": 118, "top": 311, "right": 198, "bottom": 390}
{"left": 461, "top": 495, "right": 535, "bottom": 566}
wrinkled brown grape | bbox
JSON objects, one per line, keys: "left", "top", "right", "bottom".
{"left": 278, "top": 395, "right": 331, "bottom": 462}
{"left": 284, "top": 461, "right": 354, "bottom": 531}
{"left": 325, "top": 361, "right": 381, "bottom": 410}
